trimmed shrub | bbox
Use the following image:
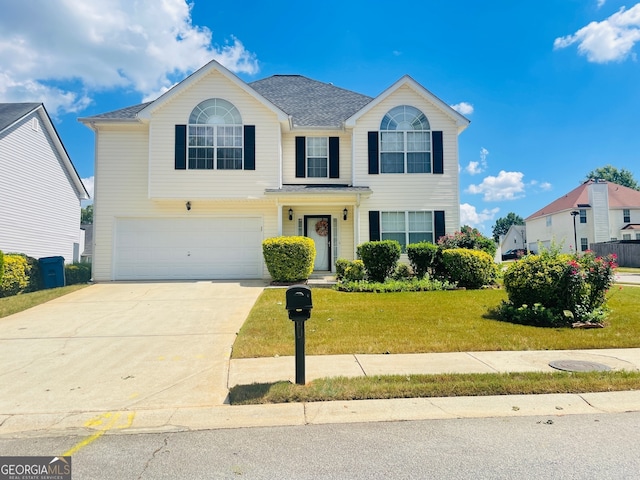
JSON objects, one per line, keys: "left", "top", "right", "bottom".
{"left": 440, "top": 248, "right": 498, "bottom": 289}
{"left": 65, "top": 262, "right": 92, "bottom": 285}
{"left": 0, "top": 250, "right": 4, "bottom": 283}
{"left": 335, "top": 259, "right": 366, "bottom": 282}
{"left": 356, "top": 240, "right": 401, "bottom": 283}
{"left": 406, "top": 242, "right": 439, "bottom": 278}
{"left": 437, "top": 226, "right": 497, "bottom": 258}
{"left": 0, "top": 254, "right": 30, "bottom": 297}
{"left": 263, "top": 236, "right": 315, "bottom": 283}
{"left": 392, "top": 263, "right": 413, "bottom": 280}
{"left": 335, "top": 277, "right": 455, "bottom": 293}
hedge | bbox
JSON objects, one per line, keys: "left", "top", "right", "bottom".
{"left": 263, "top": 236, "right": 315, "bottom": 282}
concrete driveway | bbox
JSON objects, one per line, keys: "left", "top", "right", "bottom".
{"left": 0, "top": 281, "right": 265, "bottom": 417}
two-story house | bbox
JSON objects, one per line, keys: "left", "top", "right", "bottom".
{"left": 525, "top": 179, "right": 640, "bottom": 253}
{"left": 80, "top": 60, "right": 469, "bottom": 281}
{"left": 1, "top": 103, "right": 89, "bottom": 262}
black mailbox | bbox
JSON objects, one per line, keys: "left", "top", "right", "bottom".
{"left": 286, "top": 285, "right": 313, "bottom": 321}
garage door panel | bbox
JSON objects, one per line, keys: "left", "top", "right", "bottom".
{"left": 114, "top": 217, "right": 263, "bottom": 280}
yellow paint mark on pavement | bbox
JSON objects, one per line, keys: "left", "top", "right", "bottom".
{"left": 64, "top": 411, "right": 135, "bottom": 456}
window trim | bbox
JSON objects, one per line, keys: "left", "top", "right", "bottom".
{"left": 306, "top": 137, "right": 329, "bottom": 178}
{"left": 379, "top": 105, "right": 431, "bottom": 174}
{"left": 186, "top": 98, "right": 244, "bottom": 171}
{"left": 380, "top": 211, "right": 434, "bottom": 251}
{"left": 579, "top": 209, "right": 587, "bottom": 224}
{"left": 623, "top": 209, "right": 631, "bottom": 223}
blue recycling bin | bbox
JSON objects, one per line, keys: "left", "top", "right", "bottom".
{"left": 39, "top": 256, "right": 66, "bottom": 289}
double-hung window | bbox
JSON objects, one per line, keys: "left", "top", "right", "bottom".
{"left": 381, "top": 211, "right": 433, "bottom": 251}
{"left": 307, "top": 137, "right": 328, "bottom": 178}
{"left": 187, "top": 99, "right": 243, "bottom": 170}
{"left": 579, "top": 209, "right": 587, "bottom": 224}
{"left": 380, "top": 106, "right": 431, "bottom": 173}
{"left": 623, "top": 209, "right": 631, "bottom": 223}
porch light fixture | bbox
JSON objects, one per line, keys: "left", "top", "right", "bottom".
{"left": 343, "top": 208, "right": 348, "bottom": 221}
{"left": 288, "top": 208, "right": 293, "bottom": 221}
{"left": 186, "top": 201, "right": 191, "bottom": 211}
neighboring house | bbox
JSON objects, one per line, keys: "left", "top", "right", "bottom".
{"left": 525, "top": 179, "right": 640, "bottom": 254}
{"left": 79, "top": 60, "right": 469, "bottom": 281}
{"left": 80, "top": 223, "right": 93, "bottom": 263}
{"left": 499, "top": 223, "right": 527, "bottom": 258}
{"left": 0, "top": 103, "right": 89, "bottom": 262}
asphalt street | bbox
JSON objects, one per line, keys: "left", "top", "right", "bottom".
{"left": 2, "top": 413, "right": 639, "bottom": 479}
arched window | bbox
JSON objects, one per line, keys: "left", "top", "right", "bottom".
{"left": 379, "top": 106, "right": 431, "bottom": 173}
{"left": 188, "top": 99, "right": 243, "bottom": 170}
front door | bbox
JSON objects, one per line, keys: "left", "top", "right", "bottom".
{"left": 305, "top": 216, "right": 331, "bottom": 271}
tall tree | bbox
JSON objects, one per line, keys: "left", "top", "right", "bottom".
{"left": 584, "top": 165, "right": 639, "bottom": 190}
{"left": 492, "top": 212, "right": 524, "bottom": 242}
{"left": 81, "top": 204, "right": 93, "bottom": 224}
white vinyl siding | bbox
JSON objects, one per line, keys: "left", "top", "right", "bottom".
{"left": 147, "top": 70, "right": 281, "bottom": 199}
{"left": 0, "top": 110, "right": 83, "bottom": 262}
{"left": 353, "top": 85, "right": 461, "bottom": 241}
{"left": 282, "top": 131, "right": 352, "bottom": 184}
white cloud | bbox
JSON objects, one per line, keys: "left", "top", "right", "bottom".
{"left": 464, "top": 147, "right": 489, "bottom": 175}
{"left": 451, "top": 102, "right": 474, "bottom": 115}
{"left": 460, "top": 203, "right": 500, "bottom": 229}
{"left": 466, "top": 170, "right": 526, "bottom": 201}
{"left": 82, "top": 176, "right": 95, "bottom": 199}
{"left": 0, "top": 0, "right": 259, "bottom": 115}
{"left": 597, "top": 0, "right": 607, "bottom": 8}
{"left": 539, "top": 182, "right": 552, "bottom": 191}
{"left": 554, "top": 4, "right": 640, "bottom": 63}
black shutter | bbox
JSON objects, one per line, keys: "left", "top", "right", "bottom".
{"left": 329, "top": 137, "right": 339, "bottom": 178}
{"left": 434, "top": 210, "right": 445, "bottom": 242}
{"left": 369, "top": 211, "right": 381, "bottom": 241}
{"left": 244, "top": 125, "right": 255, "bottom": 170}
{"left": 295, "top": 136, "right": 306, "bottom": 178}
{"left": 432, "top": 131, "right": 443, "bottom": 174}
{"left": 175, "top": 125, "right": 186, "bottom": 170}
{"left": 368, "top": 131, "right": 379, "bottom": 174}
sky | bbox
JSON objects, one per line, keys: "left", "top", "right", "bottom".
{"left": 1, "top": 0, "right": 639, "bottom": 235}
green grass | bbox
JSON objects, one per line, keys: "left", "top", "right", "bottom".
{"left": 0, "top": 285, "right": 88, "bottom": 318}
{"left": 229, "top": 370, "right": 640, "bottom": 405}
{"left": 232, "top": 286, "right": 640, "bottom": 358}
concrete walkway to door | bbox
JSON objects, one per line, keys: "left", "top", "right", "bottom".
{"left": 0, "top": 281, "right": 265, "bottom": 436}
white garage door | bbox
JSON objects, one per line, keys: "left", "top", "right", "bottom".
{"left": 114, "top": 217, "right": 263, "bottom": 280}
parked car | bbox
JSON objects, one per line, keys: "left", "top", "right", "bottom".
{"left": 501, "top": 249, "right": 527, "bottom": 261}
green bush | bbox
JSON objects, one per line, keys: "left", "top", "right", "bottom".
{"left": 335, "top": 276, "right": 455, "bottom": 293}
{"left": 437, "top": 226, "right": 497, "bottom": 258}
{"left": 499, "top": 249, "right": 617, "bottom": 326}
{"left": 406, "top": 242, "right": 439, "bottom": 278}
{"left": 263, "top": 236, "right": 315, "bottom": 283}
{"left": 356, "top": 240, "right": 401, "bottom": 283}
{"left": 0, "top": 255, "right": 30, "bottom": 297}
{"left": 65, "top": 262, "right": 92, "bottom": 285}
{"left": 392, "top": 263, "right": 413, "bottom": 280}
{"left": 441, "top": 248, "right": 498, "bottom": 289}
{"left": 335, "top": 259, "right": 366, "bottom": 282}
{"left": 0, "top": 250, "right": 4, "bottom": 284}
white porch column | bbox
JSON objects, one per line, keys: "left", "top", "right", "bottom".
{"left": 277, "top": 203, "right": 283, "bottom": 236}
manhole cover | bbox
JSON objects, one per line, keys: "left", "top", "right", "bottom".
{"left": 549, "top": 360, "right": 612, "bottom": 372}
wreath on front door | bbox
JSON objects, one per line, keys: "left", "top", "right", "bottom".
{"left": 315, "top": 219, "right": 329, "bottom": 237}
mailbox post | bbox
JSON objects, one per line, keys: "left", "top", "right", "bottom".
{"left": 285, "top": 285, "right": 313, "bottom": 385}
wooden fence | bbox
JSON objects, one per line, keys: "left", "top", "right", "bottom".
{"left": 590, "top": 242, "right": 640, "bottom": 268}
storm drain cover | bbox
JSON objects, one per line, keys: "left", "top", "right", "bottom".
{"left": 549, "top": 360, "right": 612, "bottom": 372}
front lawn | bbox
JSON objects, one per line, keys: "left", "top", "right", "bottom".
{"left": 0, "top": 285, "right": 88, "bottom": 318}
{"left": 231, "top": 286, "right": 640, "bottom": 358}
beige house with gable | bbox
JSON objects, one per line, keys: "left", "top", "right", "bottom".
{"left": 80, "top": 60, "right": 469, "bottom": 281}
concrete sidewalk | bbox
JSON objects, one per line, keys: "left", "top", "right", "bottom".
{"left": 228, "top": 349, "right": 640, "bottom": 387}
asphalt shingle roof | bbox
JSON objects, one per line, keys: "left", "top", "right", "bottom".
{"left": 250, "top": 75, "right": 373, "bottom": 127}
{"left": 0, "top": 103, "right": 41, "bottom": 132}
{"left": 81, "top": 102, "right": 152, "bottom": 121}
{"left": 81, "top": 74, "right": 373, "bottom": 128}
{"left": 526, "top": 180, "right": 640, "bottom": 220}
